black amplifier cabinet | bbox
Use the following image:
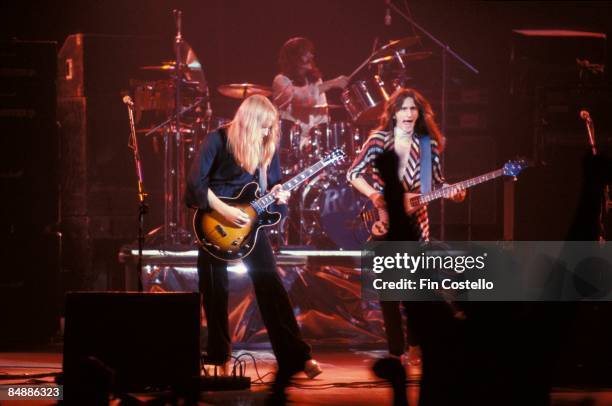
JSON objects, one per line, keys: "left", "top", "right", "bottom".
{"left": 57, "top": 34, "right": 167, "bottom": 291}
{"left": 0, "top": 40, "right": 60, "bottom": 347}
{"left": 63, "top": 292, "right": 201, "bottom": 400}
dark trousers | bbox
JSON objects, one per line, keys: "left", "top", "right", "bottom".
{"left": 197, "top": 232, "right": 311, "bottom": 368}
{"left": 380, "top": 301, "right": 420, "bottom": 356}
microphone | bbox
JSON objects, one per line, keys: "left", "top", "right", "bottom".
{"left": 580, "top": 109, "right": 591, "bottom": 122}
{"left": 173, "top": 9, "right": 182, "bottom": 40}
{"left": 122, "top": 95, "right": 134, "bottom": 107}
{"left": 580, "top": 109, "right": 597, "bottom": 154}
{"left": 385, "top": 0, "right": 392, "bottom": 26}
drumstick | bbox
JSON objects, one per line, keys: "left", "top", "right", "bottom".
{"left": 348, "top": 51, "right": 376, "bottom": 82}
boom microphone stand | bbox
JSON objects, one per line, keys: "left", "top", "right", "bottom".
{"left": 580, "top": 110, "right": 607, "bottom": 241}
{"left": 124, "top": 95, "right": 146, "bottom": 292}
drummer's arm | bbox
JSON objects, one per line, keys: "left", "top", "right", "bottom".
{"left": 318, "top": 76, "right": 349, "bottom": 93}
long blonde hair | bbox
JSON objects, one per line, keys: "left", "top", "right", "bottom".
{"left": 227, "top": 95, "right": 280, "bottom": 174}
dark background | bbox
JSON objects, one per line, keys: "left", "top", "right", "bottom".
{"left": 1, "top": 0, "right": 610, "bottom": 255}
{"left": 1, "top": 1, "right": 612, "bottom": 346}
{"left": 2, "top": 0, "right": 611, "bottom": 112}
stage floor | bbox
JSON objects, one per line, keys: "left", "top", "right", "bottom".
{"left": 1, "top": 349, "right": 612, "bottom": 405}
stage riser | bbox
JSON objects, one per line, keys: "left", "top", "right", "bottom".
{"left": 120, "top": 251, "right": 386, "bottom": 348}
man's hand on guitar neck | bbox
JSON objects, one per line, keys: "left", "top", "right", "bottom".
{"left": 271, "top": 184, "right": 290, "bottom": 205}
{"left": 442, "top": 184, "right": 467, "bottom": 203}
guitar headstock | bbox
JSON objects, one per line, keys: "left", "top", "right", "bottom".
{"left": 502, "top": 158, "right": 528, "bottom": 177}
{"left": 323, "top": 148, "right": 347, "bottom": 167}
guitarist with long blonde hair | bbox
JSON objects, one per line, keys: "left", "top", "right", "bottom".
{"left": 186, "top": 95, "right": 321, "bottom": 400}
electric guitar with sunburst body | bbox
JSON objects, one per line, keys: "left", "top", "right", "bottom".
{"left": 193, "top": 149, "right": 346, "bottom": 261}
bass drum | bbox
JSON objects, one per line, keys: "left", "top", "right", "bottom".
{"left": 301, "top": 172, "right": 370, "bottom": 250}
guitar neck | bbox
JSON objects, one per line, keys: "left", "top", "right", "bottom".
{"left": 253, "top": 159, "right": 330, "bottom": 210}
{"left": 411, "top": 168, "right": 504, "bottom": 206}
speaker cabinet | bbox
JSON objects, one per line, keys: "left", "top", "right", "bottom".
{"left": 0, "top": 40, "right": 60, "bottom": 347}
{"left": 57, "top": 34, "right": 167, "bottom": 290}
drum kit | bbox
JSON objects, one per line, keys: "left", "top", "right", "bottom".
{"left": 277, "top": 36, "right": 433, "bottom": 249}
{"left": 128, "top": 13, "right": 430, "bottom": 249}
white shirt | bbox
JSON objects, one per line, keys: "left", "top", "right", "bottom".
{"left": 272, "top": 73, "right": 329, "bottom": 128}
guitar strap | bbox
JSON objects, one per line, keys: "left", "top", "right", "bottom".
{"left": 419, "top": 134, "right": 432, "bottom": 193}
{"left": 257, "top": 165, "right": 267, "bottom": 194}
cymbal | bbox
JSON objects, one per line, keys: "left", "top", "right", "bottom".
{"left": 218, "top": 83, "right": 272, "bottom": 99}
{"left": 313, "top": 103, "right": 343, "bottom": 109}
{"left": 140, "top": 62, "right": 176, "bottom": 71}
{"left": 139, "top": 41, "right": 207, "bottom": 94}
{"left": 139, "top": 60, "right": 203, "bottom": 73}
{"left": 178, "top": 41, "right": 207, "bottom": 93}
{"left": 369, "top": 37, "right": 421, "bottom": 62}
{"left": 370, "top": 51, "right": 433, "bottom": 65}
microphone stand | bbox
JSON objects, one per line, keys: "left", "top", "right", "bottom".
{"left": 143, "top": 97, "right": 205, "bottom": 137}
{"left": 173, "top": 9, "right": 185, "bottom": 245}
{"left": 388, "top": 1, "right": 479, "bottom": 240}
{"left": 583, "top": 114, "right": 597, "bottom": 156}
{"left": 581, "top": 113, "right": 606, "bottom": 241}
{"left": 125, "top": 96, "right": 146, "bottom": 292}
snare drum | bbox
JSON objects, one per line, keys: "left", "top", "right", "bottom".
{"left": 341, "top": 75, "right": 395, "bottom": 124}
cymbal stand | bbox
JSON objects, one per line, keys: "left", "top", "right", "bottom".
{"left": 144, "top": 10, "right": 200, "bottom": 247}
{"left": 171, "top": 9, "right": 188, "bottom": 245}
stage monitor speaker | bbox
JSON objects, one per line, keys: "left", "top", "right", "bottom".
{"left": 63, "top": 292, "right": 201, "bottom": 399}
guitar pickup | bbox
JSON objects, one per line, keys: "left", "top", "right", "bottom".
{"left": 215, "top": 225, "right": 227, "bottom": 237}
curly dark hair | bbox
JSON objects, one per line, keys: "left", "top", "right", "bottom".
{"left": 278, "top": 37, "right": 321, "bottom": 85}
{"left": 376, "top": 87, "right": 445, "bottom": 151}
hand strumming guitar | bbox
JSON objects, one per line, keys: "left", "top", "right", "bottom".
{"left": 369, "top": 192, "right": 389, "bottom": 237}
{"left": 219, "top": 204, "right": 250, "bottom": 228}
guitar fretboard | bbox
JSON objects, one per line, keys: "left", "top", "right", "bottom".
{"left": 409, "top": 168, "right": 504, "bottom": 207}
{"left": 251, "top": 159, "right": 332, "bottom": 213}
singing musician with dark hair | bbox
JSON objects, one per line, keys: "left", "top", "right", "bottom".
{"left": 347, "top": 87, "right": 467, "bottom": 405}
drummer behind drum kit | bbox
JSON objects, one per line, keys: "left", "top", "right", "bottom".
{"left": 128, "top": 18, "right": 429, "bottom": 250}
{"left": 277, "top": 36, "right": 433, "bottom": 250}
